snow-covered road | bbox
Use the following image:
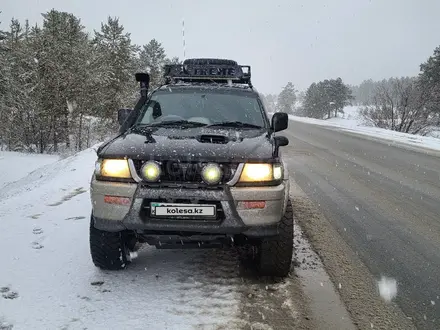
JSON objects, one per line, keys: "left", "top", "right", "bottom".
{"left": 0, "top": 148, "right": 311, "bottom": 330}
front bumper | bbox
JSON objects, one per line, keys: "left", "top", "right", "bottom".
{"left": 91, "top": 176, "right": 288, "bottom": 237}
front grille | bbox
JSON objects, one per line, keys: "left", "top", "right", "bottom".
{"left": 140, "top": 198, "right": 225, "bottom": 221}
{"left": 132, "top": 160, "right": 238, "bottom": 184}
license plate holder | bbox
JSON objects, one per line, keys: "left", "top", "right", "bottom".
{"left": 150, "top": 202, "right": 217, "bottom": 219}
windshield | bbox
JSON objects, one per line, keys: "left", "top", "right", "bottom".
{"left": 136, "top": 89, "right": 266, "bottom": 127}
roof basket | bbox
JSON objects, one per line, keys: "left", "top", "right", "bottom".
{"left": 163, "top": 58, "right": 252, "bottom": 87}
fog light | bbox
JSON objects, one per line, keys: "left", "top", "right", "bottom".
{"left": 141, "top": 161, "right": 161, "bottom": 182}
{"left": 201, "top": 163, "right": 222, "bottom": 184}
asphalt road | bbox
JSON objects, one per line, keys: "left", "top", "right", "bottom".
{"left": 282, "top": 120, "right": 440, "bottom": 330}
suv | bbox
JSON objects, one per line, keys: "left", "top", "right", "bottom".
{"left": 89, "top": 58, "right": 293, "bottom": 277}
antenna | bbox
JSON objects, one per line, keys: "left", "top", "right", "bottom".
{"left": 182, "top": 18, "right": 186, "bottom": 60}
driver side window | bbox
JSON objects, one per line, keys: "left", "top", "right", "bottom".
{"left": 139, "top": 94, "right": 200, "bottom": 124}
{"left": 140, "top": 100, "right": 162, "bottom": 124}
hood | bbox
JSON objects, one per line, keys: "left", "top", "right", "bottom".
{"left": 98, "top": 126, "right": 274, "bottom": 162}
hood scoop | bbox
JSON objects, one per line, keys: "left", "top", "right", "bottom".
{"left": 197, "top": 134, "right": 229, "bottom": 144}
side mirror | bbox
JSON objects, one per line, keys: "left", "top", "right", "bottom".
{"left": 274, "top": 135, "right": 289, "bottom": 148}
{"left": 273, "top": 135, "right": 289, "bottom": 157}
{"left": 118, "top": 108, "right": 133, "bottom": 126}
{"left": 271, "top": 112, "right": 288, "bottom": 132}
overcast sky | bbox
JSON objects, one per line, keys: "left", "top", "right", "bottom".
{"left": 2, "top": 0, "right": 440, "bottom": 94}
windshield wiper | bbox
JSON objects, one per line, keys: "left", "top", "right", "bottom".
{"left": 140, "top": 120, "right": 208, "bottom": 128}
{"left": 206, "top": 121, "right": 263, "bottom": 129}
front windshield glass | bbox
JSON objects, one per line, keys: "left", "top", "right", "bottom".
{"left": 137, "top": 89, "right": 266, "bottom": 127}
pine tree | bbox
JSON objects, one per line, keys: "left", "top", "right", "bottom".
{"left": 302, "top": 78, "right": 353, "bottom": 119}
{"left": 419, "top": 46, "right": 440, "bottom": 117}
{"left": 18, "top": 21, "right": 43, "bottom": 152}
{"left": 334, "top": 78, "right": 354, "bottom": 117}
{"left": 303, "top": 83, "right": 327, "bottom": 119}
{"left": 0, "top": 11, "right": 172, "bottom": 153}
{"left": 139, "top": 39, "right": 167, "bottom": 89}
{"left": 0, "top": 20, "right": 20, "bottom": 150}
{"left": 0, "top": 19, "right": 6, "bottom": 149}
{"left": 33, "top": 10, "right": 91, "bottom": 151}
{"left": 94, "top": 16, "right": 138, "bottom": 120}
{"left": 74, "top": 41, "right": 106, "bottom": 150}
{"left": 276, "top": 82, "right": 296, "bottom": 114}
{"left": 0, "top": 19, "right": 37, "bottom": 151}
{"left": 0, "top": 15, "right": 7, "bottom": 101}
{"left": 28, "top": 23, "right": 53, "bottom": 153}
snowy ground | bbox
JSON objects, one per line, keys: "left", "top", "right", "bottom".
{"left": 0, "top": 148, "right": 308, "bottom": 330}
{"left": 0, "top": 151, "right": 59, "bottom": 190}
{"left": 0, "top": 148, "right": 240, "bottom": 329}
{"left": 278, "top": 106, "right": 440, "bottom": 152}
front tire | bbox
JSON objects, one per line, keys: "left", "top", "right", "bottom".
{"left": 257, "top": 199, "right": 294, "bottom": 277}
{"left": 89, "top": 215, "right": 130, "bottom": 270}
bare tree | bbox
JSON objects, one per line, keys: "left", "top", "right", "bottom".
{"left": 361, "top": 77, "right": 438, "bottom": 135}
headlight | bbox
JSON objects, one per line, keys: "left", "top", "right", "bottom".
{"left": 96, "top": 159, "right": 132, "bottom": 179}
{"left": 141, "top": 161, "right": 161, "bottom": 182}
{"left": 201, "top": 163, "right": 222, "bottom": 184}
{"left": 239, "top": 163, "right": 283, "bottom": 182}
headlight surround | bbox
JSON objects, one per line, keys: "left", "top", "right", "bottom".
{"left": 201, "top": 163, "right": 222, "bottom": 185}
{"left": 238, "top": 163, "right": 283, "bottom": 183}
{"left": 96, "top": 159, "right": 132, "bottom": 179}
{"left": 141, "top": 161, "right": 161, "bottom": 182}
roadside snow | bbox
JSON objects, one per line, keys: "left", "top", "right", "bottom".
{"left": 0, "top": 151, "right": 59, "bottom": 189}
{"left": 0, "top": 147, "right": 244, "bottom": 330}
{"left": 271, "top": 106, "right": 440, "bottom": 152}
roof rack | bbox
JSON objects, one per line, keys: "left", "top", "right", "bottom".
{"left": 163, "top": 58, "right": 252, "bottom": 87}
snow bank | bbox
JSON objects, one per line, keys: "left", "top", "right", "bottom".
{"left": 0, "top": 146, "right": 244, "bottom": 330}
{"left": 0, "top": 151, "right": 59, "bottom": 190}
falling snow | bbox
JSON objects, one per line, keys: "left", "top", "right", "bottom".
{"left": 377, "top": 276, "right": 397, "bottom": 302}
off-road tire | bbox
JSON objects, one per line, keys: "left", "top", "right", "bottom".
{"left": 89, "top": 215, "right": 130, "bottom": 270}
{"left": 257, "top": 199, "right": 294, "bottom": 277}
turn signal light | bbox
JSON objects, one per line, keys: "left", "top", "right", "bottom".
{"left": 242, "top": 201, "right": 266, "bottom": 209}
{"left": 104, "top": 195, "right": 131, "bottom": 206}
